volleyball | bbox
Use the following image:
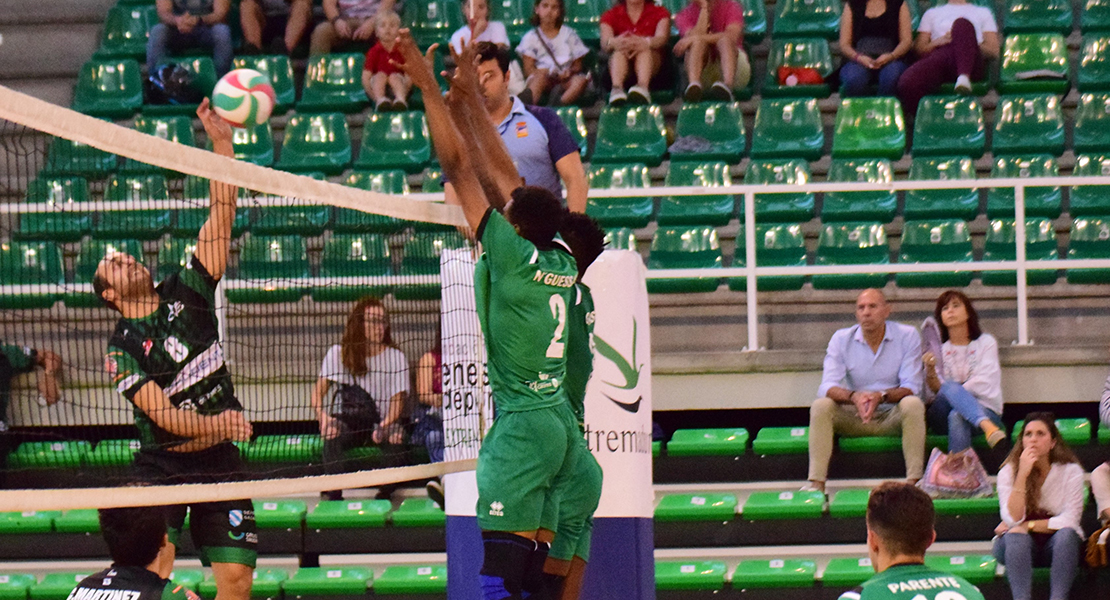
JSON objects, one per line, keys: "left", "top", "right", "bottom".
{"left": 211, "top": 68, "right": 276, "bottom": 128}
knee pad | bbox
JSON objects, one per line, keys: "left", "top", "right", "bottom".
{"left": 480, "top": 531, "right": 535, "bottom": 600}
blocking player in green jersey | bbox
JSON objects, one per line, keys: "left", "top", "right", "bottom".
{"left": 92, "top": 99, "right": 254, "bottom": 600}
{"left": 840, "top": 482, "right": 986, "bottom": 600}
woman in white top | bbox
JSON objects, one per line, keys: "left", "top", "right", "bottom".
{"left": 993, "top": 414, "right": 1085, "bottom": 600}
{"left": 896, "top": 0, "right": 999, "bottom": 114}
{"left": 516, "top": 0, "right": 592, "bottom": 106}
{"left": 923, "top": 291, "right": 1006, "bottom": 452}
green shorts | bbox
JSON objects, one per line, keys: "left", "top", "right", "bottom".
{"left": 476, "top": 402, "right": 579, "bottom": 532}
{"left": 541, "top": 439, "right": 603, "bottom": 561}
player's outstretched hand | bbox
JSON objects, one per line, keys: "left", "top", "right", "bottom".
{"left": 391, "top": 30, "right": 439, "bottom": 94}
{"left": 197, "top": 97, "right": 233, "bottom": 150}
{"left": 219, "top": 410, "right": 253, "bottom": 442}
{"left": 448, "top": 43, "right": 481, "bottom": 99}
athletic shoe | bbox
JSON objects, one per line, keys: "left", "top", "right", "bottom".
{"left": 954, "top": 74, "right": 973, "bottom": 95}
{"left": 628, "top": 85, "right": 651, "bottom": 104}
{"left": 683, "top": 82, "right": 703, "bottom": 103}
{"left": 426, "top": 478, "right": 445, "bottom": 509}
{"left": 375, "top": 98, "right": 390, "bottom": 112}
{"left": 609, "top": 87, "right": 628, "bottom": 105}
{"left": 706, "top": 81, "right": 734, "bottom": 102}
{"left": 986, "top": 429, "right": 1007, "bottom": 448}
{"left": 391, "top": 98, "right": 408, "bottom": 112}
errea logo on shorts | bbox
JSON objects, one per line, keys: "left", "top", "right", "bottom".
{"left": 489, "top": 502, "right": 504, "bottom": 517}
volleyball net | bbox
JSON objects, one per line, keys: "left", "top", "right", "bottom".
{"left": 0, "top": 85, "right": 483, "bottom": 510}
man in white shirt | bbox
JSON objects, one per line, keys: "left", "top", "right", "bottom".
{"left": 806, "top": 289, "right": 925, "bottom": 493}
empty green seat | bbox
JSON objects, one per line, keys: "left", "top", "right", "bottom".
{"left": 822, "top": 558, "right": 875, "bottom": 588}
{"left": 1005, "top": 0, "right": 1072, "bottom": 35}
{"left": 658, "top": 161, "right": 735, "bottom": 226}
{"left": 8, "top": 441, "right": 90, "bottom": 469}
{"left": 654, "top": 493, "right": 737, "bottom": 522}
{"left": 904, "top": 157, "right": 980, "bottom": 220}
{"left": 732, "top": 559, "right": 817, "bottom": 589}
{"left": 604, "top": 228, "right": 638, "bottom": 251}
{"left": 0, "top": 511, "right": 59, "bottom": 534}
{"left": 750, "top": 98, "right": 824, "bottom": 160}
{"left": 812, "top": 221, "right": 890, "bottom": 290}
{"left": 556, "top": 106, "right": 588, "bottom": 157}
{"left": 999, "top": 34, "right": 1069, "bottom": 94}
{"left": 829, "top": 488, "right": 871, "bottom": 518}
{"left": 297, "top": 54, "right": 367, "bottom": 113}
{"left": 406, "top": 0, "right": 464, "bottom": 46}
{"left": 30, "top": 573, "right": 93, "bottom": 600}
{"left": 312, "top": 233, "right": 392, "bottom": 302}
{"left": 253, "top": 500, "right": 307, "bottom": 530}
{"left": 156, "top": 238, "right": 200, "bottom": 279}
{"left": 741, "top": 0, "right": 768, "bottom": 43}
{"left": 592, "top": 105, "right": 667, "bottom": 166}
{"left": 396, "top": 231, "right": 467, "bottom": 300}
{"left": 307, "top": 500, "right": 391, "bottom": 529}
{"left": 121, "top": 115, "right": 196, "bottom": 173}
{"left": 585, "top": 163, "right": 654, "bottom": 228}
{"left": 144, "top": 57, "right": 217, "bottom": 116}
{"left": 752, "top": 427, "right": 809, "bottom": 455}
{"left": 743, "top": 490, "right": 824, "bottom": 520}
{"left": 1072, "top": 154, "right": 1110, "bottom": 216}
{"left": 773, "top": 0, "right": 842, "bottom": 38}
{"left": 1085, "top": 0, "right": 1110, "bottom": 32}
{"left": 200, "top": 569, "right": 287, "bottom": 600}
{"left": 16, "top": 176, "right": 92, "bottom": 242}
{"left": 0, "top": 575, "right": 36, "bottom": 600}
{"left": 96, "top": 5, "right": 156, "bottom": 58}
{"left": 421, "top": 168, "right": 443, "bottom": 194}
{"left": 564, "top": 0, "right": 605, "bottom": 44}
{"left": 228, "top": 123, "right": 275, "bottom": 167}
{"left": 982, "top": 218, "right": 1059, "bottom": 286}
{"left": 764, "top": 38, "right": 833, "bottom": 98}
{"left": 66, "top": 239, "right": 142, "bottom": 308}
{"left": 85, "top": 439, "right": 141, "bottom": 467}
{"left": 933, "top": 496, "right": 1000, "bottom": 516}
{"left": 72, "top": 59, "right": 143, "bottom": 117}
{"left": 233, "top": 55, "right": 296, "bottom": 112}
{"left": 646, "top": 226, "right": 723, "bottom": 294}
{"left": 334, "top": 170, "right": 408, "bottom": 233}
{"left": 912, "top": 96, "right": 987, "bottom": 158}
{"left": 896, "top": 219, "right": 974, "bottom": 288}
{"left": 169, "top": 571, "right": 203, "bottom": 592}
{"left": 54, "top": 509, "right": 101, "bottom": 534}
{"left": 227, "top": 235, "right": 309, "bottom": 303}
{"left": 1075, "top": 93, "right": 1110, "bottom": 154}
{"left": 986, "top": 155, "right": 1062, "bottom": 218}
{"left": 282, "top": 567, "right": 372, "bottom": 599}
{"left": 1079, "top": 35, "right": 1110, "bottom": 92}
{"left": 655, "top": 561, "right": 727, "bottom": 591}
{"left": 839, "top": 435, "right": 901, "bottom": 452}
{"left": 253, "top": 204, "right": 332, "bottom": 236}
{"left": 355, "top": 111, "right": 431, "bottom": 173}
{"left": 1067, "top": 218, "right": 1110, "bottom": 283}
{"left": 667, "top": 428, "right": 749, "bottom": 456}
{"left": 0, "top": 242, "right": 64, "bottom": 309}
{"left": 276, "top": 113, "right": 352, "bottom": 175}
{"left": 822, "top": 159, "right": 897, "bottom": 222}
{"left": 374, "top": 565, "right": 447, "bottom": 595}
{"left": 727, "top": 223, "right": 808, "bottom": 292}
{"left": 1101, "top": 423, "right": 1110, "bottom": 444}
{"left": 745, "top": 159, "right": 815, "bottom": 222}
{"left": 174, "top": 176, "right": 252, "bottom": 238}
{"left": 391, "top": 498, "right": 446, "bottom": 527}
{"left": 832, "top": 97, "right": 906, "bottom": 160}
{"left": 924, "top": 555, "right": 998, "bottom": 585}
{"left": 245, "top": 434, "right": 322, "bottom": 462}
{"left": 672, "top": 103, "right": 746, "bottom": 163}
{"left": 993, "top": 94, "right": 1065, "bottom": 155}
{"left": 41, "top": 136, "right": 117, "bottom": 177}
{"left": 98, "top": 174, "right": 172, "bottom": 239}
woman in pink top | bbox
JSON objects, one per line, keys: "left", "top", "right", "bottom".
{"left": 599, "top": 0, "right": 671, "bottom": 104}
{"left": 673, "top": 0, "right": 745, "bottom": 102}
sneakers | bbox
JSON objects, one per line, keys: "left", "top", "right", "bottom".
{"left": 628, "top": 85, "right": 650, "bottom": 104}
{"left": 706, "top": 81, "right": 734, "bottom": 102}
{"left": 986, "top": 428, "right": 1007, "bottom": 448}
{"left": 426, "top": 478, "right": 445, "bottom": 509}
{"left": 375, "top": 98, "right": 390, "bottom": 112}
{"left": 954, "top": 74, "right": 973, "bottom": 95}
{"left": 391, "top": 98, "right": 408, "bottom": 112}
{"left": 609, "top": 87, "right": 628, "bottom": 105}
{"left": 683, "top": 82, "right": 703, "bottom": 103}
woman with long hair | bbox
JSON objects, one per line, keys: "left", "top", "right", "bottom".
{"left": 923, "top": 290, "right": 1006, "bottom": 452}
{"left": 993, "top": 413, "right": 1085, "bottom": 600}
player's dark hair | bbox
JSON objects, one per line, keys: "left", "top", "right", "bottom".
{"left": 342, "top": 296, "right": 395, "bottom": 376}
{"left": 92, "top": 272, "right": 120, "bottom": 312}
{"left": 99, "top": 506, "right": 167, "bottom": 567}
{"left": 475, "top": 41, "right": 511, "bottom": 75}
{"left": 934, "top": 290, "right": 982, "bottom": 342}
{"left": 1003, "top": 412, "right": 1081, "bottom": 513}
{"left": 530, "top": 0, "right": 566, "bottom": 28}
{"left": 866, "top": 481, "right": 935, "bottom": 557}
{"left": 506, "top": 185, "right": 565, "bottom": 248}
{"left": 559, "top": 212, "right": 606, "bottom": 280}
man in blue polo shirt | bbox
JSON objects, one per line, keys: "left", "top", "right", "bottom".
{"left": 445, "top": 42, "right": 587, "bottom": 214}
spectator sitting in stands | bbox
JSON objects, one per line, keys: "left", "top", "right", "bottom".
{"left": 1093, "top": 372, "right": 1110, "bottom": 528}
{"left": 148, "top": 0, "right": 233, "bottom": 77}
{"left": 993, "top": 413, "right": 1085, "bottom": 600}
{"left": 1, "top": 341, "right": 63, "bottom": 431}
{"left": 311, "top": 0, "right": 397, "bottom": 56}
{"left": 516, "top": 0, "right": 592, "bottom": 106}
{"left": 599, "top": 0, "right": 671, "bottom": 105}
{"left": 450, "top": 0, "right": 510, "bottom": 53}
{"left": 413, "top": 329, "right": 445, "bottom": 507}
{"left": 838, "top": 0, "right": 913, "bottom": 98}
{"left": 239, "top": 0, "right": 312, "bottom": 55}
{"left": 922, "top": 290, "right": 1006, "bottom": 453}
{"left": 897, "top": 0, "right": 999, "bottom": 115}
{"left": 806, "top": 288, "right": 925, "bottom": 494}
{"left": 673, "top": 0, "right": 748, "bottom": 103}
{"left": 361, "top": 11, "right": 411, "bottom": 111}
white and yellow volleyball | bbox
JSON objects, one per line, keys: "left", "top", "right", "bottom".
{"left": 211, "top": 68, "right": 276, "bottom": 128}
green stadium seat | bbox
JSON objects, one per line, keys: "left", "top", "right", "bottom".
{"left": 0, "top": 242, "right": 64, "bottom": 309}
{"left": 822, "top": 558, "right": 875, "bottom": 588}
{"left": 332, "top": 170, "right": 407, "bottom": 233}
{"left": 1100, "top": 423, "right": 1110, "bottom": 444}
{"left": 658, "top": 161, "right": 735, "bottom": 226}
{"left": 275, "top": 113, "right": 352, "bottom": 175}
{"left": 66, "top": 239, "right": 142, "bottom": 308}
{"left": 421, "top": 168, "right": 443, "bottom": 193}
{"left": 498, "top": 0, "right": 532, "bottom": 41}
{"left": 30, "top": 573, "right": 92, "bottom": 600}
{"left": 373, "top": 566, "right": 446, "bottom": 595}
{"left": 986, "top": 155, "right": 1062, "bottom": 218}
{"left": 672, "top": 103, "right": 746, "bottom": 163}
{"left": 839, "top": 435, "right": 901, "bottom": 452}
{"left": 585, "top": 163, "right": 654, "bottom": 228}
{"left": 297, "top": 54, "right": 367, "bottom": 113}
{"left": 253, "top": 500, "right": 307, "bottom": 530}
{"left": 773, "top": 0, "right": 842, "bottom": 38}
{"left": 1074, "top": 93, "right": 1110, "bottom": 154}
{"left": 1084, "top": 0, "right": 1110, "bottom": 32}
{"left": 200, "top": 569, "right": 287, "bottom": 600}
{"left": 741, "top": 0, "right": 768, "bottom": 43}
{"left": 728, "top": 223, "right": 808, "bottom": 292}
{"left": 822, "top": 159, "right": 897, "bottom": 222}
{"left": 750, "top": 98, "right": 824, "bottom": 160}
{"left": 406, "top": 0, "right": 464, "bottom": 46}
{"left": 1071, "top": 154, "right": 1110, "bottom": 216}
{"left": 307, "top": 500, "right": 391, "bottom": 529}
{"left": 227, "top": 235, "right": 309, "bottom": 303}
{"left": 54, "top": 509, "right": 101, "bottom": 534}
{"left": 355, "top": 111, "right": 431, "bottom": 173}
{"left": 96, "top": 5, "right": 156, "bottom": 58}
{"left": 924, "top": 555, "right": 998, "bottom": 585}
{"left": 911, "top": 96, "right": 987, "bottom": 158}
{"left": 604, "top": 228, "right": 638, "bottom": 251}
{"left": 233, "top": 55, "right": 296, "bottom": 112}
{"left": 312, "top": 233, "right": 392, "bottom": 302}
{"left": 174, "top": 176, "right": 252, "bottom": 238}
{"left": 592, "top": 105, "right": 668, "bottom": 166}
{"left": 1004, "top": 0, "right": 1072, "bottom": 35}
{"left": 646, "top": 226, "right": 723, "bottom": 294}
{"left": 933, "top": 496, "right": 1000, "bottom": 516}
{"left": 391, "top": 498, "right": 446, "bottom": 527}
{"left": 282, "top": 567, "right": 372, "bottom": 599}
{"left": 752, "top": 427, "right": 809, "bottom": 455}
{"left": 667, "top": 428, "right": 749, "bottom": 456}
{"left": 743, "top": 490, "right": 824, "bottom": 520}
{"left": 395, "top": 231, "right": 468, "bottom": 300}
{"left": 244, "top": 434, "right": 322, "bottom": 462}
{"left": 812, "top": 221, "right": 890, "bottom": 290}
{"left": 1079, "top": 35, "right": 1110, "bottom": 92}
{"left": 85, "top": 439, "right": 141, "bottom": 467}
{"left": 98, "top": 174, "right": 172, "bottom": 239}
{"left": 832, "top": 97, "right": 906, "bottom": 160}
{"left": 654, "top": 493, "right": 738, "bottom": 522}
{"left": 982, "top": 218, "right": 1059, "bottom": 286}
{"left": 8, "top": 441, "right": 90, "bottom": 469}
{"left": 993, "top": 94, "right": 1065, "bottom": 155}
{"left": 15, "top": 176, "right": 92, "bottom": 242}
{"left": 732, "top": 559, "right": 817, "bottom": 589}
{"left": 41, "top": 136, "right": 117, "bottom": 178}
{"left": 0, "top": 574, "right": 36, "bottom": 600}
{"left": 1009, "top": 418, "right": 1092, "bottom": 445}
{"left": 556, "top": 106, "right": 589, "bottom": 157}
{"left": 1000, "top": 34, "right": 1069, "bottom": 95}
{"left": 144, "top": 57, "right": 217, "bottom": 116}
{"left": 0, "top": 511, "right": 60, "bottom": 534}
{"left": 156, "top": 238, "right": 200, "bottom": 280}
{"left": 228, "top": 123, "right": 275, "bottom": 167}
{"left": 120, "top": 115, "right": 196, "bottom": 173}
{"left": 745, "top": 159, "right": 815, "bottom": 222}
{"left": 169, "top": 571, "right": 203, "bottom": 592}
{"left": 564, "top": 0, "right": 605, "bottom": 44}
{"left": 903, "top": 157, "right": 980, "bottom": 221}
{"left": 895, "top": 219, "right": 974, "bottom": 288}
{"left": 829, "top": 488, "right": 870, "bottom": 518}
{"left": 72, "top": 59, "right": 143, "bottom": 118}
{"left": 763, "top": 38, "right": 833, "bottom": 98}
{"left": 253, "top": 204, "right": 332, "bottom": 236}
{"left": 655, "top": 561, "right": 727, "bottom": 591}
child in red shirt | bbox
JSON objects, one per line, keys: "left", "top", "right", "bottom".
{"left": 599, "top": 0, "right": 671, "bottom": 104}
{"left": 361, "top": 10, "right": 410, "bottom": 111}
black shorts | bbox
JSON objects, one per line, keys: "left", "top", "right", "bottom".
{"left": 133, "top": 443, "right": 257, "bottom": 567}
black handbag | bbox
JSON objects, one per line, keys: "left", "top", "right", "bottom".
{"left": 331, "top": 383, "right": 381, "bottom": 432}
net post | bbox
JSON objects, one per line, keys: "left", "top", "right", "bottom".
{"left": 743, "top": 190, "right": 759, "bottom": 352}
{"left": 1014, "top": 184, "right": 1030, "bottom": 346}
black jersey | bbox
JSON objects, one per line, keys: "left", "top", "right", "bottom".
{"left": 68, "top": 566, "right": 195, "bottom": 600}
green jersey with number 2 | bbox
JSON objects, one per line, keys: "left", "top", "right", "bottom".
{"left": 839, "top": 564, "right": 985, "bottom": 600}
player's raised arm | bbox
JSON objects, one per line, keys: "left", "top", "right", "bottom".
{"left": 195, "top": 98, "right": 239, "bottom": 281}
{"left": 131, "top": 380, "right": 252, "bottom": 447}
